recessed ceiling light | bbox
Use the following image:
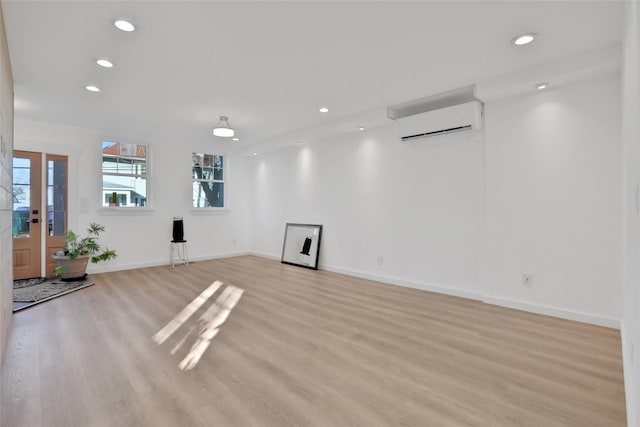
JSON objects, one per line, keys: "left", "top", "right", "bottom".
{"left": 85, "top": 85, "right": 101, "bottom": 92}
{"left": 96, "top": 58, "right": 114, "bottom": 68}
{"left": 114, "top": 20, "right": 135, "bottom": 32}
{"left": 535, "top": 82, "right": 549, "bottom": 90}
{"left": 232, "top": 137, "right": 239, "bottom": 141}
{"left": 512, "top": 33, "right": 536, "bottom": 46}
{"left": 358, "top": 127, "right": 365, "bottom": 131}
{"left": 319, "top": 106, "right": 329, "bottom": 113}
{"left": 253, "top": 152, "right": 258, "bottom": 156}
{"left": 296, "top": 141, "right": 303, "bottom": 145}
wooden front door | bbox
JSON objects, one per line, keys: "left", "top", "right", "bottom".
{"left": 12, "top": 152, "right": 68, "bottom": 279}
{"left": 12, "top": 151, "right": 42, "bottom": 280}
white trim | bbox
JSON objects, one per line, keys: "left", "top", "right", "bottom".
{"left": 100, "top": 139, "right": 151, "bottom": 209}
{"left": 92, "top": 250, "right": 623, "bottom": 330}
{"left": 87, "top": 251, "right": 250, "bottom": 274}
{"left": 621, "top": 320, "right": 629, "bottom": 364}
{"left": 482, "top": 295, "right": 620, "bottom": 329}
{"left": 97, "top": 207, "right": 155, "bottom": 215}
{"left": 319, "top": 263, "right": 483, "bottom": 301}
{"left": 249, "top": 251, "right": 280, "bottom": 261}
{"left": 249, "top": 251, "right": 621, "bottom": 329}
{"left": 191, "top": 152, "right": 227, "bottom": 209}
{"left": 248, "top": 251, "right": 481, "bottom": 300}
{"left": 190, "top": 208, "right": 231, "bottom": 215}
{"left": 620, "top": 320, "right": 634, "bottom": 427}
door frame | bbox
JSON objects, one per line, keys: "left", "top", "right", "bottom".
{"left": 12, "top": 151, "right": 69, "bottom": 279}
{"left": 12, "top": 150, "right": 42, "bottom": 280}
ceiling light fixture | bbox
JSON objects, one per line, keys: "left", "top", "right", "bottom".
{"left": 253, "top": 152, "right": 258, "bottom": 156}
{"left": 232, "top": 137, "right": 239, "bottom": 141}
{"left": 511, "top": 33, "right": 536, "bottom": 46}
{"left": 535, "top": 82, "right": 549, "bottom": 90}
{"left": 358, "top": 127, "right": 365, "bottom": 131}
{"left": 96, "top": 58, "right": 114, "bottom": 68}
{"left": 319, "top": 106, "right": 329, "bottom": 113}
{"left": 114, "top": 20, "right": 135, "bottom": 32}
{"left": 85, "top": 85, "right": 101, "bottom": 92}
{"left": 296, "top": 141, "right": 303, "bottom": 145}
{"left": 212, "top": 116, "right": 235, "bottom": 137}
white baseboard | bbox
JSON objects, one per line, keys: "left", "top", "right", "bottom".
{"left": 482, "top": 295, "right": 620, "bottom": 329}
{"left": 619, "top": 321, "right": 637, "bottom": 427}
{"left": 87, "top": 251, "right": 250, "bottom": 274}
{"left": 319, "top": 263, "right": 483, "bottom": 301}
{"left": 248, "top": 251, "right": 280, "bottom": 261}
{"left": 250, "top": 251, "right": 621, "bottom": 329}
{"left": 94, "top": 251, "right": 622, "bottom": 330}
{"left": 250, "top": 252, "right": 481, "bottom": 300}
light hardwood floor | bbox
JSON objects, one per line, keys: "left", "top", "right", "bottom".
{"left": 1, "top": 256, "right": 626, "bottom": 426}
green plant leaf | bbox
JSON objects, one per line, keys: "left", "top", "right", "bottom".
{"left": 55, "top": 223, "right": 117, "bottom": 265}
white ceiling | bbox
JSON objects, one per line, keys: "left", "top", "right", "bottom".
{"left": 3, "top": 1, "right": 623, "bottom": 152}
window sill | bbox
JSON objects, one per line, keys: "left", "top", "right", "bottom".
{"left": 98, "top": 207, "right": 155, "bottom": 216}
{"left": 190, "top": 208, "right": 231, "bottom": 215}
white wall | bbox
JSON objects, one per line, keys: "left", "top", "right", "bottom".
{"left": 14, "top": 75, "right": 623, "bottom": 331}
{"left": 14, "top": 118, "right": 252, "bottom": 274}
{"left": 250, "top": 126, "right": 486, "bottom": 298}
{"left": 0, "top": 2, "right": 13, "bottom": 370}
{"left": 485, "top": 75, "right": 622, "bottom": 326}
{"left": 249, "top": 73, "right": 622, "bottom": 328}
{"left": 621, "top": 1, "right": 640, "bottom": 425}
{"left": 10, "top": 50, "right": 628, "bottom": 420}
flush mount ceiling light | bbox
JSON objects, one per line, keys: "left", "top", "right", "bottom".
{"left": 511, "top": 33, "right": 536, "bottom": 46}
{"left": 535, "top": 82, "right": 549, "bottom": 90}
{"left": 96, "top": 58, "right": 114, "bottom": 68}
{"left": 232, "top": 137, "right": 239, "bottom": 141}
{"left": 358, "top": 127, "right": 365, "bottom": 131}
{"left": 85, "top": 85, "right": 101, "bottom": 92}
{"left": 213, "top": 116, "right": 235, "bottom": 137}
{"left": 253, "top": 152, "right": 258, "bottom": 156}
{"left": 318, "top": 106, "right": 329, "bottom": 113}
{"left": 114, "top": 19, "right": 135, "bottom": 32}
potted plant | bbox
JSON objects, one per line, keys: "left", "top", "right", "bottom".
{"left": 52, "top": 222, "right": 117, "bottom": 280}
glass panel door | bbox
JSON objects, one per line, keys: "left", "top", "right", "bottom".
{"left": 46, "top": 155, "right": 68, "bottom": 277}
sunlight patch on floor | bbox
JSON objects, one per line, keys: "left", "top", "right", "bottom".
{"left": 153, "top": 280, "right": 244, "bottom": 370}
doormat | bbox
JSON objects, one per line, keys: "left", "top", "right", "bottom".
{"left": 13, "top": 277, "right": 47, "bottom": 289}
{"left": 13, "top": 276, "right": 94, "bottom": 312}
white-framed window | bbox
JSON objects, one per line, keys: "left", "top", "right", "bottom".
{"left": 192, "top": 153, "right": 224, "bottom": 208}
{"left": 102, "top": 141, "right": 148, "bottom": 207}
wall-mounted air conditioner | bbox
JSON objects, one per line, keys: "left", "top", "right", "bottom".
{"left": 393, "top": 101, "right": 483, "bottom": 142}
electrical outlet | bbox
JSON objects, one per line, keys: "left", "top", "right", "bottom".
{"left": 377, "top": 256, "right": 383, "bottom": 266}
{"left": 522, "top": 274, "right": 533, "bottom": 287}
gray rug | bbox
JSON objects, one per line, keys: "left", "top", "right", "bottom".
{"left": 13, "top": 277, "right": 47, "bottom": 289}
{"left": 13, "top": 276, "right": 94, "bottom": 311}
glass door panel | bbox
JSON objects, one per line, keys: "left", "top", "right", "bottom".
{"left": 47, "top": 159, "right": 66, "bottom": 236}
{"left": 45, "top": 155, "right": 68, "bottom": 276}
{"left": 12, "top": 151, "right": 42, "bottom": 280}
